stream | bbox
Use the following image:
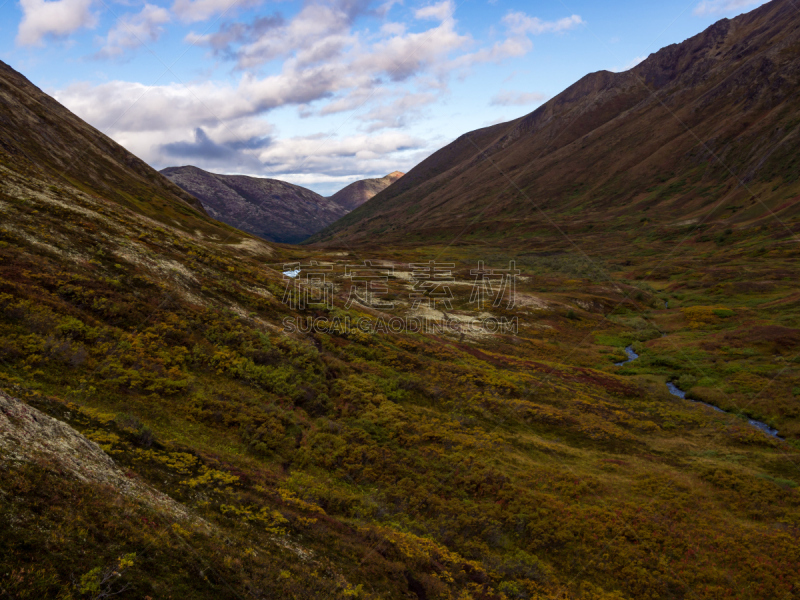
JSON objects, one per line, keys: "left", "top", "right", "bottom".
{"left": 616, "top": 345, "right": 782, "bottom": 439}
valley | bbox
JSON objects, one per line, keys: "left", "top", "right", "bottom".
{"left": 1, "top": 164, "right": 799, "bottom": 597}
{"left": 1, "top": 1, "right": 800, "bottom": 598}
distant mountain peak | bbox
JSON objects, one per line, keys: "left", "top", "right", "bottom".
{"left": 160, "top": 167, "right": 405, "bottom": 243}
{"left": 161, "top": 166, "right": 346, "bottom": 244}
{"left": 327, "top": 171, "right": 405, "bottom": 212}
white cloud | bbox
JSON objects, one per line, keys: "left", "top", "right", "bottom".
{"left": 54, "top": 3, "right": 583, "bottom": 178}
{"left": 352, "top": 16, "right": 470, "bottom": 81}
{"left": 414, "top": 0, "right": 454, "bottom": 22}
{"left": 379, "top": 21, "right": 405, "bottom": 36}
{"left": 693, "top": 0, "right": 767, "bottom": 16}
{"left": 359, "top": 92, "right": 437, "bottom": 131}
{"left": 123, "top": 125, "right": 424, "bottom": 183}
{"left": 236, "top": 4, "right": 354, "bottom": 69}
{"left": 16, "top": 0, "right": 97, "bottom": 46}
{"left": 192, "top": 1, "right": 370, "bottom": 69}
{"left": 502, "top": 12, "right": 584, "bottom": 37}
{"left": 55, "top": 65, "right": 361, "bottom": 134}
{"left": 55, "top": 80, "right": 254, "bottom": 133}
{"left": 172, "top": 0, "right": 261, "bottom": 23}
{"left": 318, "top": 87, "right": 390, "bottom": 116}
{"left": 490, "top": 90, "right": 547, "bottom": 106}
{"left": 54, "top": 76, "right": 423, "bottom": 175}
{"left": 446, "top": 36, "right": 532, "bottom": 73}
{"left": 256, "top": 131, "right": 423, "bottom": 174}
{"left": 96, "top": 4, "right": 170, "bottom": 58}
{"left": 441, "top": 10, "right": 576, "bottom": 77}
{"left": 192, "top": 0, "right": 548, "bottom": 79}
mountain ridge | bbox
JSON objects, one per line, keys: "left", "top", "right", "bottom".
{"left": 162, "top": 166, "right": 404, "bottom": 243}
{"left": 161, "top": 165, "right": 346, "bottom": 244}
{"left": 0, "top": 60, "right": 214, "bottom": 230}
{"left": 308, "top": 0, "right": 800, "bottom": 246}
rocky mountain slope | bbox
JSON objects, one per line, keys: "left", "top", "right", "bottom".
{"left": 327, "top": 171, "right": 404, "bottom": 211}
{"left": 161, "top": 166, "right": 349, "bottom": 244}
{"left": 161, "top": 167, "right": 404, "bottom": 243}
{"left": 0, "top": 60, "right": 214, "bottom": 232}
{"left": 310, "top": 0, "right": 800, "bottom": 245}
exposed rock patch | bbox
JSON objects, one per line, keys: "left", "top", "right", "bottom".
{"left": 0, "top": 389, "right": 188, "bottom": 520}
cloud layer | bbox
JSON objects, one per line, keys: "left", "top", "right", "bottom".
{"left": 96, "top": 4, "right": 171, "bottom": 58}
{"left": 172, "top": 0, "right": 262, "bottom": 24}
{"left": 32, "top": 0, "right": 584, "bottom": 186}
{"left": 502, "top": 12, "right": 584, "bottom": 36}
{"left": 17, "top": 0, "right": 96, "bottom": 46}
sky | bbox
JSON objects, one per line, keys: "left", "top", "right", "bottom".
{"left": 0, "top": 0, "right": 773, "bottom": 195}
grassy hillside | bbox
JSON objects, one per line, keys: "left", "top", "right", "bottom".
{"left": 0, "top": 60, "right": 233, "bottom": 238}
{"left": 2, "top": 154, "right": 800, "bottom": 598}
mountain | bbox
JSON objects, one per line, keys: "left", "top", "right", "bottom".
{"left": 328, "top": 171, "right": 404, "bottom": 211}
{"left": 161, "top": 166, "right": 403, "bottom": 244}
{"left": 161, "top": 166, "right": 348, "bottom": 244}
{"left": 0, "top": 60, "right": 216, "bottom": 233}
{"left": 309, "top": 0, "right": 800, "bottom": 245}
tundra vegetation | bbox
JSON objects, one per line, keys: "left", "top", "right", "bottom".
{"left": 1, "top": 162, "right": 800, "bottom": 600}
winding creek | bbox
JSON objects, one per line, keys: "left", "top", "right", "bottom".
{"left": 615, "top": 345, "right": 782, "bottom": 439}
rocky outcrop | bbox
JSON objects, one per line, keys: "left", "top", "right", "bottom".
{"left": 0, "top": 389, "right": 188, "bottom": 519}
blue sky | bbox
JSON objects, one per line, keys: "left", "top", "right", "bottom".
{"left": 0, "top": 0, "right": 771, "bottom": 194}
